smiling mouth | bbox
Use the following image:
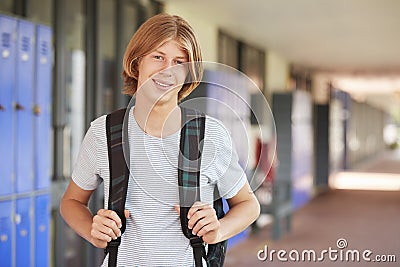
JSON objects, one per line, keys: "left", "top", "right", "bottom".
{"left": 153, "top": 79, "right": 175, "bottom": 90}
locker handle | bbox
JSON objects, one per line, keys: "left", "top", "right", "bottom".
{"left": 0, "top": 104, "right": 5, "bottom": 111}
{"left": 33, "top": 105, "right": 41, "bottom": 115}
{"left": 15, "top": 103, "right": 25, "bottom": 111}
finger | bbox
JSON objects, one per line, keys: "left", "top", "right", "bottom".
{"left": 97, "top": 209, "right": 122, "bottom": 227}
{"left": 124, "top": 209, "right": 130, "bottom": 218}
{"left": 188, "top": 207, "right": 215, "bottom": 229}
{"left": 174, "top": 205, "right": 180, "bottom": 215}
{"left": 188, "top": 209, "right": 207, "bottom": 229}
{"left": 191, "top": 214, "right": 217, "bottom": 235}
{"left": 102, "top": 219, "right": 121, "bottom": 238}
{"left": 97, "top": 209, "right": 122, "bottom": 228}
{"left": 91, "top": 226, "right": 113, "bottom": 242}
{"left": 196, "top": 221, "right": 220, "bottom": 237}
{"left": 92, "top": 215, "right": 121, "bottom": 239}
{"left": 93, "top": 223, "right": 117, "bottom": 240}
{"left": 187, "top": 202, "right": 211, "bottom": 219}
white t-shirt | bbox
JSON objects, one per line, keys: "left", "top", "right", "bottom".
{"left": 72, "top": 107, "right": 247, "bottom": 267}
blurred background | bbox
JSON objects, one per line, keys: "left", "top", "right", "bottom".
{"left": 0, "top": 0, "right": 399, "bottom": 266}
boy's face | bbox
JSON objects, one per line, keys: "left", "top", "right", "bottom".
{"left": 137, "top": 40, "right": 189, "bottom": 104}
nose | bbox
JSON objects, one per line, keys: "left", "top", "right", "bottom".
{"left": 159, "top": 60, "right": 176, "bottom": 75}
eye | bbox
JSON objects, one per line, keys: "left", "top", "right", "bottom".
{"left": 175, "top": 59, "right": 188, "bottom": 65}
{"left": 153, "top": 55, "right": 163, "bottom": 60}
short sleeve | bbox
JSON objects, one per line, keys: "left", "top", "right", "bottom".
{"left": 202, "top": 117, "right": 247, "bottom": 199}
{"left": 71, "top": 125, "right": 102, "bottom": 190}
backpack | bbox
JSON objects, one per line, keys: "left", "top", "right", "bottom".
{"left": 105, "top": 107, "right": 227, "bottom": 267}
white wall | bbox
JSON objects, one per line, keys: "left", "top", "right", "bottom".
{"left": 265, "top": 51, "right": 290, "bottom": 95}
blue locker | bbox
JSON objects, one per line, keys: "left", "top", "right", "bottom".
{"left": 15, "top": 197, "right": 32, "bottom": 267}
{"left": 34, "top": 194, "right": 50, "bottom": 266}
{"left": 0, "top": 15, "right": 17, "bottom": 196}
{"left": 0, "top": 201, "right": 13, "bottom": 267}
{"left": 15, "top": 20, "right": 35, "bottom": 193}
{"left": 34, "top": 25, "right": 52, "bottom": 190}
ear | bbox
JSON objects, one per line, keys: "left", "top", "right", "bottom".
{"left": 131, "top": 57, "right": 141, "bottom": 79}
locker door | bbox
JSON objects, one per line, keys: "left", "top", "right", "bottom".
{"left": 0, "top": 15, "right": 17, "bottom": 196}
{"left": 34, "top": 194, "right": 50, "bottom": 267}
{"left": 0, "top": 201, "right": 13, "bottom": 267}
{"left": 15, "top": 197, "right": 32, "bottom": 267}
{"left": 15, "top": 19, "right": 35, "bottom": 193}
{"left": 34, "top": 25, "right": 53, "bottom": 190}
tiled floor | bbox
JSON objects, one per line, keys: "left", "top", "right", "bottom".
{"left": 225, "top": 150, "right": 400, "bottom": 267}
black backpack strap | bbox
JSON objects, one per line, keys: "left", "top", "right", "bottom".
{"left": 178, "top": 107, "right": 208, "bottom": 267}
{"left": 105, "top": 108, "right": 129, "bottom": 267}
{"left": 206, "top": 192, "right": 227, "bottom": 267}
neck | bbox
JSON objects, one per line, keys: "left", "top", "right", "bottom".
{"left": 133, "top": 96, "right": 181, "bottom": 138}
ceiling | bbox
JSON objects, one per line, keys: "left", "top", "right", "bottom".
{"left": 161, "top": 0, "right": 400, "bottom": 113}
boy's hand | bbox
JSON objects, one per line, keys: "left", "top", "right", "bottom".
{"left": 90, "top": 209, "right": 130, "bottom": 248}
{"left": 174, "top": 202, "right": 223, "bottom": 244}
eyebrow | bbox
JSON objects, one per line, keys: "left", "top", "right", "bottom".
{"left": 153, "top": 50, "right": 188, "bottom": 60}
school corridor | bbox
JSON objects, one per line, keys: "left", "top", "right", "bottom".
{"left": 225, "top": 149, "right": 400, "bottom": 267}
{"left": 1, "top": 1, "right": 400, "bottom": 266}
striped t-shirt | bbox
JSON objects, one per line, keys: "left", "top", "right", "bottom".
{"left": 72, "top": 107, "right": 247, "bottom": 267}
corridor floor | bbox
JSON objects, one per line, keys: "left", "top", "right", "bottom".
{"left": 225, "top": 150, "right": 400, "bottom": 267}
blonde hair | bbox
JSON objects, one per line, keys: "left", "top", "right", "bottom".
{"left": 122, "top": 13, "right": 203, "bottom": 101}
